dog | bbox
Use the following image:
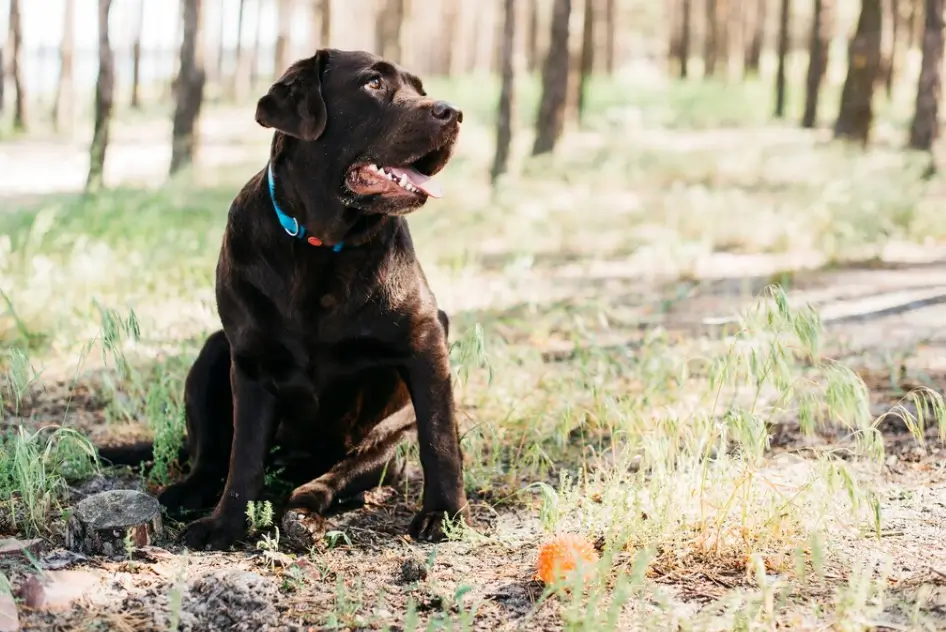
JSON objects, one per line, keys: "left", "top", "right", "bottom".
{"left": 103, "top": 49, "right": 468, "bottom": 551}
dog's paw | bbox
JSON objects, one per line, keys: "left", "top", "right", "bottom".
{"left": 408, "top": 509, "right": 455, "bottom": 542}
{"left": 179, "top": 516, "right": 244, "bottom": 551}
{"left": 280, "top": 508, "right": 326, "bottom": 552}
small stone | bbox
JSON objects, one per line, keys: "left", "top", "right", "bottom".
{"left": 0, "top": 591, "right": 17, "bottom": 631}
{"left": 0, "top": 538, "right": 43, "bottom": 559}
{"left": 399, "top": 558, "right": 428, "bottom": 584}
{"left": 65, "top": 489, "right": 163, "bottom": 558}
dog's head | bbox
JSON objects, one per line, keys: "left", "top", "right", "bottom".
{"left": 255, "top": 49, "right": 461, "bottom": 219}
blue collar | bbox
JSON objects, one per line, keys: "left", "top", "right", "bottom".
{"left": 267, "top": 162, "right": 344, "bottom": 251}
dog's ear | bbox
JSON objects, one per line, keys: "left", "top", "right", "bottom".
{"left": 255, "top": 50, "right": 329, "bottom": 141}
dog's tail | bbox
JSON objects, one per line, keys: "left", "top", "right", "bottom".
{"left": 96, "top": 441, "right": 190, "bottom": 468}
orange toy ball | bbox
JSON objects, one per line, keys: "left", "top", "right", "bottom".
{"left": 534, "top": 534, "right": 599, "bottom": 584}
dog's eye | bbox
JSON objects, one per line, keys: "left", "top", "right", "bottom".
{"left": 365, "top": 76, "right": 383, "bottom": 91}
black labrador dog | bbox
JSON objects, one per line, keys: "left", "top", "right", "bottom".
{"left": 112, "top": 49, "right": 469, "bottom": 550}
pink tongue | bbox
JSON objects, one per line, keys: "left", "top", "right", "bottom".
{"left": 387, "top": 166, "right": 443, "bottom": 198}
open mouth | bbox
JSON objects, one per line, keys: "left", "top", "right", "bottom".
{"left": 346, "top": 142, "right": 453, "bottom": 200}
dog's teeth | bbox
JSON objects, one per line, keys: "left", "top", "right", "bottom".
{"left": 369, "top": 164, "right": 380, "bottom": 172}
{"left": 377, "top": 166, "right": 386, "bottom": 175}
{"left": 399, "top": 175, "right": 409, "bottom": 187}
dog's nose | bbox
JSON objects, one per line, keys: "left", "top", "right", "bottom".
{"left": 432, "top": 101, "right": 463, "bottom": 124}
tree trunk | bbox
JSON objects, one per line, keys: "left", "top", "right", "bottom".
{"left": 54, "top": 0, "right": 76, "bottom": 133}
{"left": 533, "top": 0, "right": 572, "bottom": 155}
{"left": 321, "top": 0, "right": 331, "bottom": 45}
{"left": 86, "top": 0, "right": 115, "bottom": 192}
{"left": 679, "top": 0, "right": 692, "bottom": 77}
{"left": 717, "top": 0, "right": 730, "bottom": 77}
{"left": 491, "top": 0, "right": 516, "bottom": 184}
{"left": 907, "top": 0, "right": 920, "bottom": 49}
{"left": 130, "top": 0, "right": 145, "bottom": 108}
{"left": 231, "top": 0, "right": 249, "bottom": 101}
{"left": 669, "top": 0, "right": 682, "bottom": 71}
{"left": 774, "top": 0, "right": 790, "bottom": 117}
{"left": 834, "top": 0, "right": 883, "bottom": 143}
{"left": 526, "top": 0, "right": 540, "bottom": 72}
{"left": 440, "top": 1, "right": 460, "bottom": 75}
{"left": 564, "top": 0, "right": 586, "bottom": 123}
{"left": 908, "top": 0, "right": 944, "bottom": 150}
{"left": 275, "top": 0, "right": 292, "bottom": 76}
{"left": 883, "top": 0, "right": 900, "bottom": 98}
{"left": 745, "top": 0, "right": 766, "bottom": 75}
{"left": 705, "top": 0, "right": 719, "bottom": 76}
{"left": 9, "top": 0, "right": 26, "bottom": 131}
{"left": 728, "top": 0, "right": 744, "bottom": 79}
{"left": 170, "top": 0, "right": 206, "bottom": 175}
{"left": 802, "top": 0, "right": 833, "bottom": 127}
{"left": 577, "top": 0, "right": 594, "bottom": 120}
{"left": 605, "top": 0, "right": 616, "bottom": 73}
{"left": 376, "top": 0, "right": 406, "bottom": 62}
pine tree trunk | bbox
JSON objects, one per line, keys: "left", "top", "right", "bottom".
{"left": 774, "top": 0, "right": 790, "bottom": 117}
{"left": 680, "top": 0, "right": 692, "bottom": 77}
{"left": 54, "top": 0, "right": 76, "bottom": 133}
{"left": 231, "top": 0, "right": 248, "bottom": 101}
{"left": 802, "top": 0, "right": 833, "bottom": 127}
{"left": 9, "top": 0, "right": 27, "bottom": 131}
{"left": 275, "top": 0, "right": 292, "bottom": 76}
{"left": 441, "top": 1, "right": 460, "bottom": 75}
{"left": 491, "top": 0, "right": 516, "bottom": 184}
{"left": 170, "top": 0, "right": 206, "bottom": 175}
{"left": 908, "top": 0, "right": 944, "bottom": 150}
{"left": 834, "top": 0, "right": 883, "bottom": 143}
{"left": 745, "top": 0, "right": 766, "bottom": 74}
{"left": 564, "top": 0, "right": 586, "bottom": 123}
{"left": 86, "top": 0, "right": 115, "bottom": 192}
{"left": 321, "top": 0, "right": 331, "bottom": 45}
{"left": 728, "top": 0, "right": 744, "bottom": 79}
{"left": 907, "top": 0, "right": 920, "bottom": 49}
{"left": 526, "top": 0, "right": 540, "bottom": 72}
{"left": 131, "top": 0, "right": 145, "bottom": 109}
{"left": 376, "top": 0, "right": 406, "bottom": 62}
{"left": 533, "top": 0, "right": 572, "bottom": 155}
{"left": 669, "top": 0, "right": 682, "bottom": 71}
{"left": 884, "top": 0, "right": 901, "bottom": 97}
{"left": 577, "top": 0, "right": 594, "bottom": 120}
{"left": 717, "top": 0, "right": 730, "bottom": 76}
{"left": 705, "top": 0, "right": 719, "bottom": 76}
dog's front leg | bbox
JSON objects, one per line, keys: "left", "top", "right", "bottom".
{"left": 180, "top": 358, "right": 277, "bottom": 550}
{"left": 402, "top": 323, "right": 468, "bottom": 541}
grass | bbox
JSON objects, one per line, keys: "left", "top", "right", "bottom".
{"left": 1, "top": 60, "right": 946, "bottom": 629}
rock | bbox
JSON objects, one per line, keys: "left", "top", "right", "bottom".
{"left": 16, "top": 570, "right": 101, "bottom": 611}
{"left": 39, "top": 550, "right": 87, "bottom": 571}
{"left": 180, "top": 570, "right": 280, "bottom": 632}
{"left": 65, "top": 490, "right": 163, "bottom": 558}
{"left": 399, "top": 558, "right": 428, "bottom": 583}
{"left": 0, "top": 538, "right": 43, "bottom": 560}
{"left": 0, "top": 591, "right": 17, "bottom": 631}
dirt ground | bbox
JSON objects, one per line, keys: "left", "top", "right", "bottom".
{"left": 1, "top": 251, "right": 943, "bottom": 631}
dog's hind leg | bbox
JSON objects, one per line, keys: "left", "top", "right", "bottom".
{"left": 158, "top": 330, "right": 235, "bottom": 513}
{"left": 280, "top": 408, "right": 412, "bottom": 548}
